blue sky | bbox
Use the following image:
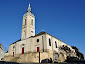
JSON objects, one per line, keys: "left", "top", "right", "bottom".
{"left": 0, "top": 0, "right": 85, "bottom": 58}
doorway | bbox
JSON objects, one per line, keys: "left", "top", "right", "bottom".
{"left": 37, "top": 47, "right": 39, "bottom": 52}
{"left": 22, "top": 47, "right": 24, "bottom": 54}
{"left": 13, "top": 52, "right": 14, "bottom": 57}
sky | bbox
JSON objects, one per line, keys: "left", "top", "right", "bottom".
{"left": 0, "top": 0, "right": 85, "bottom": 58}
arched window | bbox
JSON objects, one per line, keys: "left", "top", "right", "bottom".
{"left": 37, "top": 39, "right": 39, "bottom": 42}
{"left": 25, "top": 19, "right": 26, "bottom": 25}
{"left": 13, "top": 46, "right": 15, "bottom": 57}
{"left": 49, "top": 38, "right": 51, "bottom": 46}
{"left": 31, "top": 19, "right": 33, "bottom": 25}
{"left": 55, "top": 41, "right": 57, "bottom": 48}
{"left": 13, "top": 46, "right": 15, "bottom": 49}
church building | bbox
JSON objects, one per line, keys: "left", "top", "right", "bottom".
{"left": 4, "top": 3, "right": 77, "bottom": 63}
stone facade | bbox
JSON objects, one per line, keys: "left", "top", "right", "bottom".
{"left": 4, "top": 52, "right": 48, "bottom": 63}
{"left": 4, "top": 32, "right": 76, "bottom": 63}
{"left": 4, "top": 3, "right": 77, "bottom": 63}
{"left": 0, "top": 44, "right": 4, "bottom": 61}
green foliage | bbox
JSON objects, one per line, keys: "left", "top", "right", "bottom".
{"left": 71, "top": 46, "right": 79, "bottom": 52}
{"left": 59, "top": 45, "right": 71, "bottom": 53}
{"left": 77, "top": 52, "right": 84, "bottom": 59}
{"left": 71, "top": 46, "right": 84, "bottom": 59}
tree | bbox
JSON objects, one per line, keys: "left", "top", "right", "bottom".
{"left": 71, "top": 46, "right": 79, "bottom": 52}
{"left": 77, "top": 52, "right": 84, "bottom": 59}
{"left": 71, "top": 46, "right": 84, "bottom": 59}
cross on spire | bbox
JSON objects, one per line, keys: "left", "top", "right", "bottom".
{"left": 28, "top": 3, "right": 31, "bottom": 12}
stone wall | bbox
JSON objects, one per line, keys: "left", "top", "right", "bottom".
{"left": 4, "top": 50, "right": 70, "bottom": 63}
{"left": 4, "top": 52, "right": 48, "bottom": 63}
{"left": 0, "top": 44, "right": 4, "bottom": 61}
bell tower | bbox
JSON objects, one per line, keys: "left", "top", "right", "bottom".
{"left": 21, "top": 3, "right": 35, "bottom": 40}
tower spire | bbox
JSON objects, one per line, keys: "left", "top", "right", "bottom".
{"left": 29, "top": 2, "right": 30, "bottom": 7}
{"left": 28, "top": 3, "right": 31, "bottom": 12}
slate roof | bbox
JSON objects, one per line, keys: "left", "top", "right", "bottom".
{"left": 10, "top": 31, "right": 46, "bottom": 45}
{"left": 10, "top": 39, "right": 21, "bottom": 45}
{"left": 35, "top": 31, "right": 46, "bottom": 36}
{"left": 10, "top": 31, "right": 67, "bottom": 46}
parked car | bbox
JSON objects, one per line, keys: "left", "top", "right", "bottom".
{"left": 65, "top": 56, "right": 85, "bottom": 63}
{"left": 41, "top": 58, "right": 52, "bottom": 63}
{"left": 41, "top": 59, "right": 50, "bottom": 63}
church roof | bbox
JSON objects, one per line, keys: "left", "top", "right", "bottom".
{"left": 35, "top": 31, "right": 68, "bottom": 45}
{"left": 10, "top": 31, "right": 46, "bottom": 45}
{"left": 10, "top": 31, "right": 68, "bottom": 46}
{"left": 35, "top": 31, "right": 46, "bottom": 36}
{"left": 10, "top": 39, "right": 21, "bottom": 45}
{"left": 35, "top": 31, "right": 64, "bottom": 42}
